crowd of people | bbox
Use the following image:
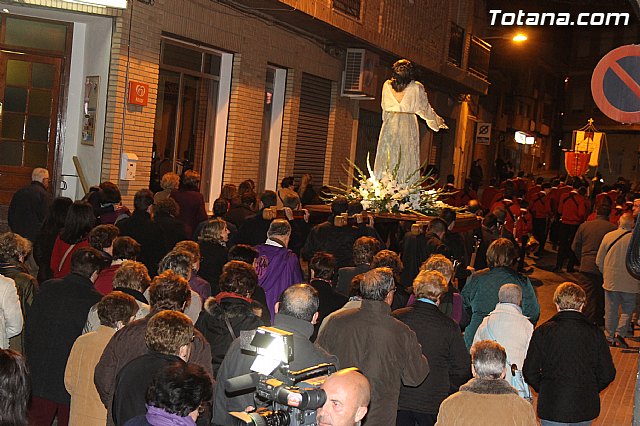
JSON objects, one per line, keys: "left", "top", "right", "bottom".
{"left": 0, "top": 165, "right": 636, "bottom": 425}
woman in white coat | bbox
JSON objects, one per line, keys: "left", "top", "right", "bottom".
{"left": 473, "top": 283, "right": 533, "bottom": 372}
{"left": 0, "top": 274, "right": 22, "bottom": 349}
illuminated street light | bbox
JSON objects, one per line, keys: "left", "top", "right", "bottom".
{"left": 513, "top": 33, "right": 528, "bottom": 42}
{"left": 483, "top": 33, "right": 528, "bottom": 44}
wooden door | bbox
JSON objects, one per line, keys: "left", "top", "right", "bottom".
{"left": 0, "top": 52, "right": 62, "bottom": 206}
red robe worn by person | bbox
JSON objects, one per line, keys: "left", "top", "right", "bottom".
{"left": 558, "top": 191, "right": 588, "bottom": 225}
{"left": 529, "top": 191, "right": 551, "bottom": 220}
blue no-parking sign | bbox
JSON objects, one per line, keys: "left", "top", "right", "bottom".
{"left": 591, "top": 44, "right": 640, "bottom": 124}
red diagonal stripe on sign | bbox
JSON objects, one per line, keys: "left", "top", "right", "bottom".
{"left": 610, "top": 60, "right": 640, "bottom": 100}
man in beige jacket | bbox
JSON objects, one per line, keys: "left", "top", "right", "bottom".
{"left": 596, "top": 213, "right": 640, "bottom": 348}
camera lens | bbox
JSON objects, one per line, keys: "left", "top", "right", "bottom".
{"left": 247, "top": 410, "right": 290, "bottom": 426}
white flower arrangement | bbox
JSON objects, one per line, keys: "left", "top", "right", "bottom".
{"left": 328, "top": 154, "right": 455, "bottom": 216}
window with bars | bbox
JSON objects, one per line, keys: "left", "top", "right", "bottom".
{"left": 468, "top": 36, "right": 491, "bottom": 80}
{"left": 333, "top": 0, "right": 361, "bottom": 19}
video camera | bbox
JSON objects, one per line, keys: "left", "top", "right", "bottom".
{"left": 225, "top": 327, "right": 336, "bottom": 426}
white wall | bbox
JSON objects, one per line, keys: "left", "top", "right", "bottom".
{"left": 6, "top": 4, "right": 113, "bottom": 200}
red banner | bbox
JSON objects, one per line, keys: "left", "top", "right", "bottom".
{"left": 565, "top": 151, "right": 591, "bottom": 177}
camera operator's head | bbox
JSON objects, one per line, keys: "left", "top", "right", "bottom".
{"left": 274, "top": 284, "right": 319, "bottom": 324}
{"left": 317, "top": 368, "right": 370, "bottom": 426}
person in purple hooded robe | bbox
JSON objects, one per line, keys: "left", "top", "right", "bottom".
{"left": 255, "top": 219, "right": 303, "bottom": 319}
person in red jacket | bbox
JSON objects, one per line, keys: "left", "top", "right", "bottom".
{"left": 529, "top": 183, "right": 552, "bottom": 257}
{"left": 480, "top": 179, "right": 501, "bottom": 211}
{"left": 491, "top": 183, "right": 521, "bottom": 234}
{"left": 50, "top": 202, "right": 95, "bottom": 279}
{"left": 524, "top": 177, "right": 543, "bottom": 204}
{"left": 554, "top": 184, "right": 588, "bottom": 272}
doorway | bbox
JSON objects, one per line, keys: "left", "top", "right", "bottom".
{"left": 150, "top": 39, "right": 221, "bottom": 204}
{"left": 0, "top": 15, "right": 70, "bottom": 217}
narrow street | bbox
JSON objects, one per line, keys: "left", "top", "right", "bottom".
{"left": 524, "top": 245, "right": 637, "bottom": 425}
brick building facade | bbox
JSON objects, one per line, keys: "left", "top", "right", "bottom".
{"left": 0, "top": 0, "right": 489, "bottom": 211}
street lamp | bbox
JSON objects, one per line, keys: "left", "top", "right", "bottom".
{"left": 483, "top": 33, "right": 528, "bottom": 43}
{"left": 512, "top": 33, "right": 527, "bottom": 42}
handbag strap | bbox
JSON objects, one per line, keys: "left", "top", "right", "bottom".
{"left": 58, "top": 243, "right": 76, "bottom": 272}
{"left": 223, "top": 311, "right": 237, "bottom": 340}
{"left": 605, "top": 230, "right": 631, "bottom": 258}
{"left": 485, "top": 319, "right": 516, "bottom": 369}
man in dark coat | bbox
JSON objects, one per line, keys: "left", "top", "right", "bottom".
{"left": 25, "top": 247, "right": 103, "bottom": 426}
{"left": 236, "top": 190, "right": 277, "bottom": 246}
{"left": 112, "top": 311, "right": 193, "bottom": 426}
{"left": 400, "top": 218, "right": 450, "bottom": 288}
{"left": 523, "top": 282, "right": 615, "bottom": 425}
{"left": 317, "top": 268, "right": 429, "bottom": 426}
{"left": 301, "top": 197, "right": 359, "bottom": 268}
{"left": 393, "top": 270, "right": 471, "bottom": 425}
{"left": 213, "top": 284, "right": 338, "bottom": 426}
{"left": 8, "top": 167, "right": 53, "bottom": 242}
{"left": 95, "top": 271, "right": 213, "bottom": 426}
{"left": 309, "top": 252, "right": 348, "bottom": 341}
{"left": 336, "top": 236, "right": 381, "bottom": 296}
{"left": 117, "top": 189, "right": 169, "bottom": 277}
{"left": 440, "top": 208, "right": 471, "bottom": 286}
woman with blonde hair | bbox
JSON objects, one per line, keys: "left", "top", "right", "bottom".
{"left": 154, "top": 172, "right": 180, "bottom": 204}
{"left": 198, "top": 219, "right": 230, "bottom": 295}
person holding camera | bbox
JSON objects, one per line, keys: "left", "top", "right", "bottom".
{"left": 213, "top": 284, "right": 337, "bottom": 425}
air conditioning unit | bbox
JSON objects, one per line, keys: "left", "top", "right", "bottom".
{"left": 341, "top": 48, "right": 378, "bottom": 100}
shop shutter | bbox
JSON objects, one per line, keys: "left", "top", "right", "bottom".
{"left": 293, "top": 73, "right": 332, "bottom": 185}
{"left": 354, "top": 108, "right": 382, "bottom": 178}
